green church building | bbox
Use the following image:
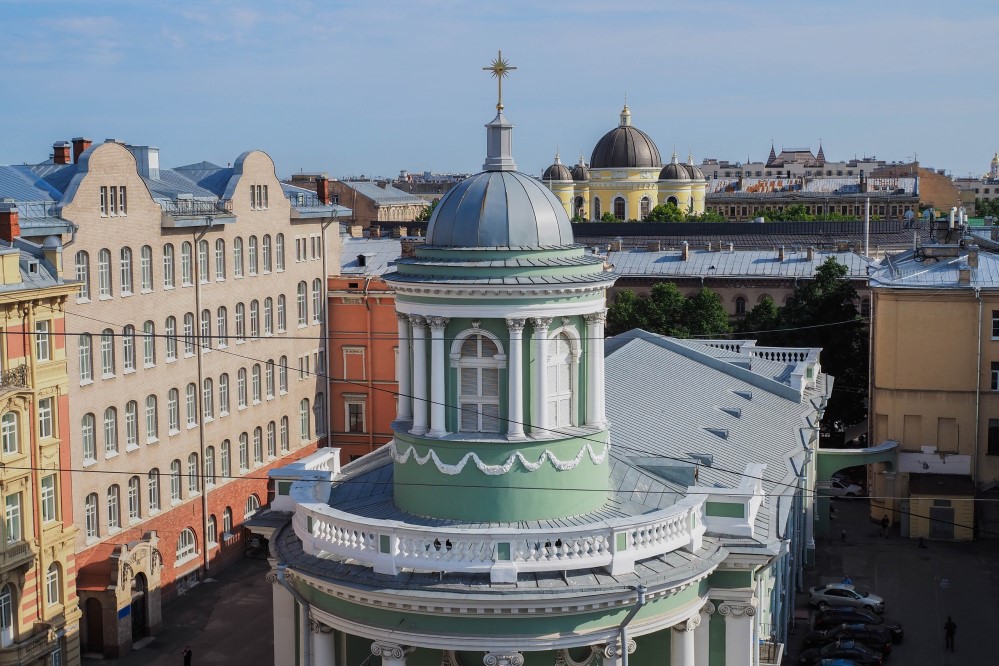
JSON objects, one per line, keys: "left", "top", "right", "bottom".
{"left": 253, "top": 76, "right": 830, "bottom": 666}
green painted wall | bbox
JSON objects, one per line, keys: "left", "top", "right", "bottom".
{"left": 706, "top": 570, "right": 754, "bottom": 589}
{"left": 709, "top": 611, "right": 726, "bottom": 666}
{"left": 393, "top": 431, "right": 609, "bottom": 521}
{"left": 705, "top": 502, "right": 745, "bottom": 518}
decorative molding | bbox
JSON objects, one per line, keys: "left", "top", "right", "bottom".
{"left": 408, "top": 315, "right": 427, "bottom": 328}
{"left": 601, "top": 639, "right": 636, "bottom": 660}
{"left": 506, "top": 318, "right": 527, "bottom": 332}
{"left": 391, "top": 440, "right": 609, "bottom": 476}
{"left": 700, "top": 601, "right": 716, "bottom": 616}
{"left": 483, "top": 652, "right": 524, "bottom": 666}
{"left": 309, "top": 619, "right": 333, "bottom": 634}
{"left": 555, "top": 647, "right": 600, "bottom": 666}
{"left": 583, "top": 310, "right": 607, "bottom": 325}
{"left": 718, "top": 602, "right": 756, "bottom": 618}
{"left": 264, "top": 571, "right": 279, "bottom": 584}
{"left": 671, "top": 615, "right": 700, "bottom": 632}
{"left": 531, "top": 316, "right": 554, "bottom": 330}
{"left": 396, "top": 311, "right": 412, "bottom": 323}
{"left": 427, "top": 316, "right": 449, "bottom": 330}
{"left": 440, "top": 651, "right": 460, "bottom": 666}
{"left": 371, "top": 642, "right": 408, "bottom": 660}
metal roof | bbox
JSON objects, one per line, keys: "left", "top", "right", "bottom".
{"left": 870, "top": 246, "right": 999, "bottom": 289}
{"left": 338, "top": 237, "right": 401, "bottom": 276}
{"left": 342, "top": 181, "right": 427, "bottom": 206}
{"left": 610, "top": 248, "right": 873, "bottom": 279}
{"left": 0, "top": 166, "right": 61, "bottom": 202}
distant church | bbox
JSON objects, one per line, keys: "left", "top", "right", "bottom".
{"left": 541, "top": 105, "right": 706, "bottom": 220}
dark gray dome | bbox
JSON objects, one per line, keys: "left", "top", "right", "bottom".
{"left": 682, "top": 163, "right": 705, "bottom": 180}
{"left": 426, "top": 171, "right": 574, "bottom": 247}
{"left": 542, "top": 161, "right": 573, "bottom": 181}
{"left": 659, "top": 163, "right": 690, "bottom": 181}
{"left": 571, "top": 162, "right": 590, "bottom": 181}
{"left": 590, "top": 106, "right": 662, "bottom": 169}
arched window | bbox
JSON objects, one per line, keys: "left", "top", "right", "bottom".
{"left": 546, "top": 333, "right": 575, "bottom": 428}
{"left": 640, "top": 196, "right": 651, "bottom": 220}
{"left": 280, "top": 416, "right": 289, "bottom": 452}
{"left": 573, "top": 196, "right": 584, "bottom": 218}
{"left": 233, "top": 237, "right": 245, "bottom": 279}
{"left": 245, "top": 494, "right": 260, "bottom": 518}
{"left": 145, "top": 395, "right": 158, "bottom": 441}
{"left": 735, "top": 296, "right": 747, "bottom": 316}
{"left": 100, "top": 328, "right": 115, "bottom": 376}
{"left": 613, "top": 197, "right": 626, "bottom": 220}
{"left": 78, "top": 334, "right": 92, "bottom": 382}
{"left": 297, "top": 282, "right": 307, "bottom": 326}
{"left": 1, "top": 413, "right": 17, "bottom": 455}
{"left": 238, "top": 433, "right": 249, "bottom": 471}
{"left": 262, "top": 234, "right": 272, "bottom": 272}
{"left": 237, "top": 368, "right": 248, "bottom": 408}
{"left": 170, "top": 460, "right": 182, "bottom": 500}
{"left": 314, "top": 393, "right": 325, "bottom": 434}
{"left": 251, "top": 364, "right": 261, "bottom": 403}
{"left": 97, "top": 248, "right": 112, "bottom": 297}
{"left": 162, "top": 243, "right": 175, "bottom": 288}
{"left": 122, "top": 324, "right": 136, "bottom": 372}
{"left": 215, "top": 238, "right": 226, "bottom": 280}
{"left": 127, "top": 476, "right": 140, "bottom": 521}
{"left": 249, "top": 300, "right": 260, "bottom": 338}
{"left": 185, "top": 383, "right": 197, "bottom": 426}
{"left": 46, "top": 563, "right": 61, "bottom": 607}
{"left": 82, "top": 413, "right": 96, "bottom": 463}
{"left": 148, "top": 468, "right": 160, "bottom": 512}
{"left": 197, "top": 239, "right": 209, "bottom": 283}
{"left": 0, "top": 584, "right": 13, "bottom": 646}
{"left": 119, "top": 246, "right": 133, "bottom": 294}
{"left": 165, "top": 316, "right": 177, "bottom": 361}
{"left": 107, "top": 484, "right": 120, "bottom": 530}
{"left": 188, "top": 453, "right": 199, "bottom": 493}
{"left": 200, "top": 309, "right": 211, "bottom": 350}
{"left": 275, "top": 233, "right": 285, "bottom": 271}
{"left": 312, "top": 279, "right": 322, "bottom": 324}
{"left": 457, "top": 334, "right": 502, "bottom": 433}
{"left": 219, "top": 373, "right": 230, "bottom": 415}
{"left": 75, "top": 250, "right": 90, "bottom": 300}
{"left": 223, "top": 507, "right": 233, "bottom": 534}
{"left": 84, "top": 493, "right": 99, "bottom": 539}
{"left": 300, "top": 399, "right": 311, "bottom": 440}
{"left": 205, "top": 446, "right": 216, "bottom": 485}
{"left": 278, "top": 356, "right": 288, "bottom": 393}
{"left": 202, "top": 378, "right": 214, "bottom": 420}
{"left": 593, "top": 197, "right": 601, "bottom": 220}
{"left": 124, "top": 400, "right": 138, "bottom": 448}
{"left": 265, "top": 360, "right": 275, "bottom": 398}
{"left": 253, "top": 427, "right": 263, "bottom": 465}
{"left": 277, "top": 295, "right": 287, "bottom": 331}
{"left": 235, "top": 303, "right": 246, "bottom": 341}
{"left": 103, "top": 407, "right": 118, "bottom": 455}
{"left": 140, "top": 245, "right": 153, "bottom": 291}
{"left": 220, "top": 440, "right": 231, "bottom": 478}
{"left": 180, "top": 241, "right": 193, "bottom": 286}
{"left": 143, "top": 321, "right": 156, "bottom": 366}
{"left": 183, "top": 313, "right": 195, "bottom": 355}
{"left": 266, "top": 421, "right": 276, "bottom": 458}
{"left": 176, "top": 527, "right": 197, "bottom": 562}
{"left": 263, "top": 298, "right": 273, "bottom": 335}
{"left": 248, "top": 236, "right": 258, "bottom": 275}
{"left": 666, "top": 195, "right": 679, "bottom": 206}
{"left": 167, "top": 388, "right": 180, "bottom": 432}
{"left": 217, "top": 307, "right": 228, "bottom": 348}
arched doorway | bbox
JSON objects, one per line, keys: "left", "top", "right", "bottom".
{"left": 84, "top": 597, "right": 104, "bottom": 653}
{"left": 130, "top": 573, "right": 148, "bottom": 641}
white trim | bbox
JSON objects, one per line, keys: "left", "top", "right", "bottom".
{"left": 390, "top": 439, "right": 608, "bottom": 475}
{"left": 397, "top": 299, "right": 609, "bottom": 320}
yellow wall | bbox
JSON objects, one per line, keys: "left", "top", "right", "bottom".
{"left": 908, "top": 496, "right": 974, "bottom": 540}
{"left": 546, "top": 167, "right": 705, "bottom": 220}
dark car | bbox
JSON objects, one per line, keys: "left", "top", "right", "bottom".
{"left": 814, "top": 607, "right": 904, "bottom": 644}
{"left": 798, "top": 639, "right": 883, "bottom": 666}
{"left": 802, "top": 624, "right": 892, "bottom": 656}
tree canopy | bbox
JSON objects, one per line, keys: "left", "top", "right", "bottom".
{"left": 606, "top": 284, "right": 731, "bottom": 339}
{"left": 643, "top": 204, "right": 726, "bottom": 223}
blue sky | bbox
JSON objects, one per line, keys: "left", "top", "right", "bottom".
{"left": 3, "top": 0, "right": 997, "bottom": 180}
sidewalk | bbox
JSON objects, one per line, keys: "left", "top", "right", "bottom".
{"left": 108, "top": 558, "right": 274, "bottom": 665}
{"left": 791, "top": 499, "right": 999, "bottom": 666}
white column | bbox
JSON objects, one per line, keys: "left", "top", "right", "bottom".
{"left": 426, "top": 316, "right": 449, "bottom": 437}
{"left": 409, "top": 316, "right": 428, "bottom": 435}
{"left": 311, "top": 622, "right": 336, "bottom": 666}
{"left": 671, "top": 615, "right": 699, "bottom": 666}
{"left": 598, "top": 639, "right": 635, "bottom": 666}
{"left": 584, "top": 310, "right": 607, "bottom": 427}
{"left": 531, "top": 317, "right": 552, "bottom": 436}
{"left": 694, "top": 602, "right": 714, "bottom": 666}
{"left": 719, "top": 601, "right": 756, "bottom": 666}
{"left": 268, "top": 573, "right": 296, "bottom": 666}
{"left": 396, "top": 312, "right": 412, "bottom": 422}
{"left": 371, "top": 642, "right": 411, "bottom": 666}
{"left": 506, "top": 318, "right": 526, "bottom": 440}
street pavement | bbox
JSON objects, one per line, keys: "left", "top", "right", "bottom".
{"left": 794, "top": 498, "right": 999, "bottom": 665}
{"left": 109, "top": 557, "right": 274, "bottom": 665}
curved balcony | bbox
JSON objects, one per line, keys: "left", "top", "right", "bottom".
{"left": 291, "top": 493, "right": 706, "bottom": 583}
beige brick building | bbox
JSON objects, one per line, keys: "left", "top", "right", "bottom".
{"left": 3, "top": 138, "right": 343, "bottom": 657}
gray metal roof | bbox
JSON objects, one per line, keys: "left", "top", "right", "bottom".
{"left": 0, "top": 166, "right": 61, "bottom": 202}
{"left": 870, "top": 245, "right": 999, "bottom": 289}
{"left": 610, "top": 248, "right": 873, "bottom": 279}
{"left": 426, "top": 171, "right": 574, "bottom": 248}
{"left": 342, "top": 181, "right": 427, "bottom": 206}
{"left": 339, "top": 237, "right": 401, "bottom": 276}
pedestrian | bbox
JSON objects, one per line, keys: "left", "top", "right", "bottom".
{"left": 840, "top": 528, "right": 846, "bottom": 542}
{"left": 183, "top": 645, "right": 193, "bottom": 666}
{"left": 944, "top": 616, "right": 956, "bottom": 652}
{"left": 881, "top": 515, "right": 889, "bottom": 537}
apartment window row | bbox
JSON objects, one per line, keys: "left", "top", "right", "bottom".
{"left": 99, "top": 185, "right": 127, "bottom": 217}
{"left": 1, "top": 399, "right": 58, "bottom": 457}
{"left": 73, "top": 234, "right": 287, "bottom": 302}
{"left": 294, "top": 234, "right": 323, "bottom": 263}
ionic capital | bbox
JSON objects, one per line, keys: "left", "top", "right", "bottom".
{"left": 483, "top": 652, "right": 524, "bottom": 666}
{"left": 601, "top": 639, "right": 636, "bottom": 659}
{"left": 700, "top": 601, "right": 716, "bottom": 616}
{"left": 718, "top": 601, "right": 756, "bottom": 617}
{"left": 371, "top": 642, "right": 410, "bottom": 660}
{"left": 308, "top": 619, "right": 333, "bottom": 634}
{"left": 672, "top": 614, "right": 701, "bottom": 632}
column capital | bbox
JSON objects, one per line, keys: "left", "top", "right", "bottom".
{"left": 426, "top": 316, "right": 449, "bottom": 330}
{"left": 583, "top": 309, "right": 608, "bottom": 325}
{"left": 601, "top": 639, "right": 636, "bottom": 659}
{"left": 506, "top": 317, "right": 527, "bottom": 332}
{"left": 483, "top": 653, "right": 524, "bottom": 666}
{"left": 396, "top": 311, "right": 412, "bottom": 323}
{"left": 371, "top": 642, "right": 410, "bottom": 660}
{"left": 672, "top": 614, "right": 701, "bottom": 632}
{"left": 700, "top": 601, "right": 716, "bottom": 616}
{"left": 408, "top": 314, "right": 427, "bottom": 328}
{"left": 308, "top": 619, "right": 333, "bottom": 634}
{"left": 530, "top": 316, "right": 553, "bottom": 331}
{"left": 718, "top": 601, "right": 756, "bottom": 617}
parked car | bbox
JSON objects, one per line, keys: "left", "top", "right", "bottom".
{"left": 815, "top": 660, "right": 862, "bottom": 666}
{"left": 814, "top": 608, "right": 903, "bottom": 644}
{"left": 798, "top": 639, "right": 883, "bottom": 666}
{"left": 820, "top": 479, "right": 864, "bottom": 497}
{"left": 802, "top": 625, "right": 892, "bottom": 656}
{"left": 808, "top": 584, "right": 885, "bottom": 612}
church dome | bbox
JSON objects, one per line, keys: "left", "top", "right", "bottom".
{"left": 571, "top": 157, "right": 590, "bottom": 182}
{"left": 683, "top": 154, "right": 705, "bottom": 181}
{"left": 426, "top": 170, "right": 573, "bottom": 247}
{"left": 542, "top": 153, "right": 573, "bottom": 182}
{"left": 589, "top": 105, "right": 662, "bottom": 169}
{"left": 659, "top": 152, "right": 690, "bottom": 181}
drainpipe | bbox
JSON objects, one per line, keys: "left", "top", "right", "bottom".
{"left": 320, "top": 214, "right": 338, "bottom": 449}
{"left": 362, "top": 277, "right": 375, "bottom": 454}
{"left": 194, "top": 220, "right": 214, "bottom": 574}
{"left": 276, "top": 564, "right": 312, "bottom": 666}
{"left": 619, "top": 585, "right": 647, "bottom": 666}
{"left": 975, "top": 287, "right": 983, "bottom": 486}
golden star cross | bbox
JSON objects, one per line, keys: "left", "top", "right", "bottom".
{"left": 483, "top": 50, "right": 516, "bottom": 111}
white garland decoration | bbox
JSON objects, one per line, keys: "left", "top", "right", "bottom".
{"left": 391, "top": 440, "right": 610, "bottom": 476}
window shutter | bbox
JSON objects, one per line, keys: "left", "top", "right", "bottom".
{"left": 461, "top": 336, "right": 478, "bottom": 357}
{"left": 460, "top": 368, "right": 478, "bottom": 396}
{"left": 480, "top": 337, "right": 496, "bottom": 358}
{"left": 481, "top": 404, "right": 500, "bottom": 432}
{"left": 481, "top": 368, "right": 499, "bottom": 397}
{"left": 460, "top": 403, "right": 478, "bottom": 431}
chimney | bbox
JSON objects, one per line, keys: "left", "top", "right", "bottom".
{"left": 681, "top": 241, "right": 689, "bottom": 261}
{"left": 859, "top": 169, "right": 868, "bottom": 193}
{"left": 807, "top": 246, "right": 815, "bottom": 261}
{"left": 958, "top": 265, "right": 971, "bottom": 286}
{"left": 837, "top": 240, "right": 849, "bottom": 252}
{"left": 0, "top": 200, "right": 20, "bottom": 242}
{"left": 349, "top": 225, "right": 363, "bottom": 238}
{"left": 52, "top": 141, "right": 71, "bottom": 165}
{"left": 609, "top": 238, "right": 622, "bottom": 252}
{"left": 706, "top": 241, "right": 712, "bottom": 252}
{"left": 401, "top": 240, "right": 417, "bottom": 258}
{"left": 778, "top": 246, "right": 786, "bottom": 262}
{"left": 728, "top": 242, "right": 734, "bottom": 252}
{"left": 968, "top": 244, "right": 980, "bottom": 268}
{"left": 357, "top": 254, "right": 367, "bottom": 267}
{"left": 316, "top": 176, "right": 330, "bottom": 205}
{"left": 646, "top": 240, "right": 661, "bottom": 252}
{"left": 369, "top": 225, "right": 382, "bottom": 238}
{"left": 71, "top": 137, "right": 92, "bottom": 164}
{"left": 127, "top": 145, "right": 160, "bottom": 180}
{"left": 378, "top": 181, "right": 389, "bottom": 189}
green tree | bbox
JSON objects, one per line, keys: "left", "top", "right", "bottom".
{"left": 736, "top": 295, "right": 781, "bottom": 339}
{"left": 416, "top": 198, "right": 439, "bottom": 221}
{"left": 600, "top": 212, "right": 618, "bottom": 223}
{"left": 606, "top": 284, "right": 730, "bottom": 339}
{"left": 686, "top": 210, "right": 727, "bottom": 223}
{"left": 644, "top": 203, "right": 686, "bottom": 223}
{"left": 683, "top": 288, "right": 732, "bottom": 337}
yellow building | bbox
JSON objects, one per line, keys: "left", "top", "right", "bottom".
{"left": 542, "top": 105, "right": 705, "bottom": 221}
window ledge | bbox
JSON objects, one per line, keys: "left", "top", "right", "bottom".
{"left": 123, "top": 368, "right": 136, "bottom": 375}
{"left": 163, "top": 285, "right": 175, "bottom": 291}
{"left": 174, "top": 552, "right": 199, "bottom": 567}
{"left": 186, "top": 423, "right": 198, "bottom": 430}
{"left": 146, "top": 437, "right": 159, "bottom": 445}
{"left": 125, "top": 444, "right": 140, "bottom": 453}
{"left": 79, "top": 379, "right": 94, "bottom": 387}
{"left": 120, "top": 292, "right": 134, "bottom": 298}
{"left": 101, "top": 373, "right": 116, "bottom": 380}
{"left": 83, "top": 458, "right": 97, "bottom": 467}
{"left": 143, "top": 363, "right": 155, "bottom": 370}
{"left": 141, "top": 289, "right": 153, "bottom": 295}
{"left": 99, "top": 295, "right": 113, "bottom": 301}
{"left": 76, "top": 297, "right": 91, "bottom": 305}
{"left": 166, "top": 358, "right": 177, "bottom": 364}
{"left": 105, "top": 451, "right": 119, "bottom": 460}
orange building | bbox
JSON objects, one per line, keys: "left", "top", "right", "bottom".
{"left": 327, "top": 233, "right": 404, "bottom": 461}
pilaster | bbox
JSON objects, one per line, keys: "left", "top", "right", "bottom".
{"left": 718, "top": 600, "right": 757, "bottom": 666}
{"left": 426, "top": 316, "right": 449, "bottom": 437}
{"left": 671, "top": 615, "right": 699, "bottom": 666}
{"left": 506, "top": 318, "right": 527, "bottom": 440}
{"left": 408, "top": 316, "right": 428, "bottom": 435}
{"left": 396, "top": 312, "right": 412, "bottom": 421}
{"left": 531, "top": 316, "right": 552, "bottom": 436}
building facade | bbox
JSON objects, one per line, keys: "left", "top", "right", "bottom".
{"left": 0, "top": 204, "right": 81, "bottom": 666}
{"left": 0, "top": 138, "right": 344, "bottom": 657}
{"left": 328, "top": 180, "right": 428, "bottom": 226}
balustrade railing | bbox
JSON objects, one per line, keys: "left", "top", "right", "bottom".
{"left": 0, "top": 365, "right": 28, "bottom": 391}
{"left": 748, "top": 347, "right": 816, "bottom": 363}
{"left": 159, "top": 198, "right": 233, "bottom": 217}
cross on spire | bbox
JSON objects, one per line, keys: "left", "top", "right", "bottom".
{"left": 483, "top": 51, "right": 516, "bottom": 111}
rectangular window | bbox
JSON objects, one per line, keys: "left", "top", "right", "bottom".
{"left": 38, "top": 397, "right": 54, "bottom": 439}
{"left": 41, "top": 475, "right": 57, "bottom": 523}
{"left": 100, "top": 186, "right": 108, "bottom": 216}
{"left": 992, "top": 362, "right": 999, "bottom": 391}
{"left": 35, "top": 321, "right": 51, "bottom": 361}
{"left": 4, "top": 494, "right": 21, "bottom": 544}
{"left": 347, "top": 401, "right": 365, "bottom": 433}
{"left": 46, "top": 566, "right": 59, "bottom": 607}
{"left": 993, "top": 311, "right": 999, "bottom": 338}
{"left": 990, "top": 419, "right": 999, "bottom": 455}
